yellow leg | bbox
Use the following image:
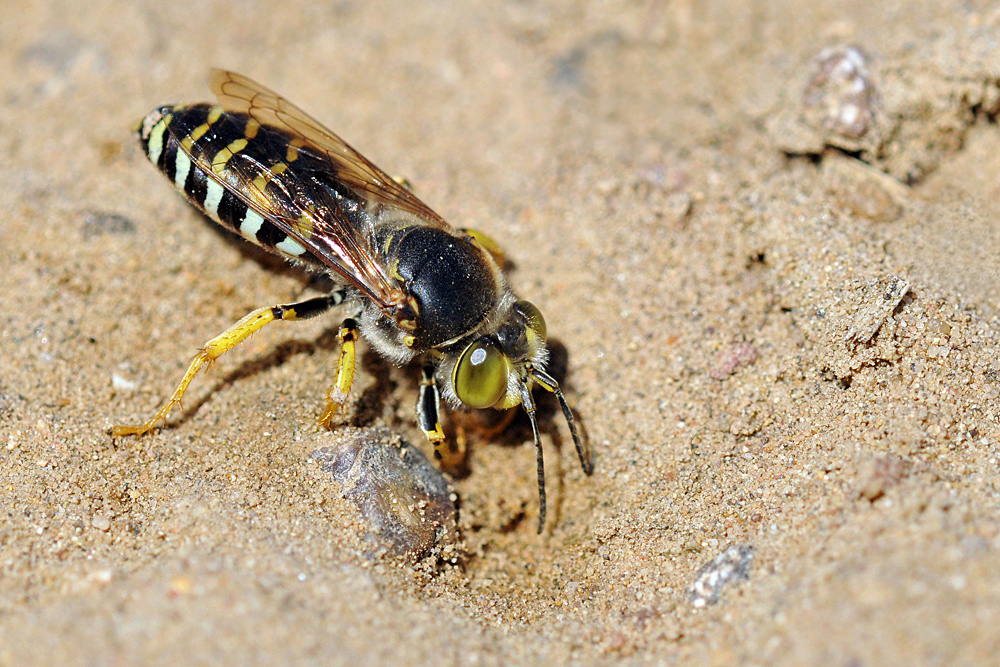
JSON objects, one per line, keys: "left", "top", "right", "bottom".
{"left": 113, "top": 293, "right": 343, "bottom": 437}
{"left": 460, "top": 228, "right": 508, "bottom": 268}
{"left": 318, "top": 318, "right": 359, "bottom": 428}
{"left": 391, "top": 175, "right": 414, "bottom": 191}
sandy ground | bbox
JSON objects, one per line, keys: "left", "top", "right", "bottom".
{"left": 3, "top": 1, "right": 1000, "bottom": 664}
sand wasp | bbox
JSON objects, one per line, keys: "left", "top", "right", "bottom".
{"left": 114, "top": 71, "right": 592, "bottom": 531}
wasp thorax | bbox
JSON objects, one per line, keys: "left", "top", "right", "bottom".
{"left": 386, "top": 226, "right": 497, "bottom": 348}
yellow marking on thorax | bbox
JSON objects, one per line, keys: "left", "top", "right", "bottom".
{"left": 244, "top": 119, "right": 261, "bottom": 139}
{"left": 212, "top": 138, "right": 248, "bottom": 174}
{"left": 388, "top": 259, "right": 404, "bottom": 282}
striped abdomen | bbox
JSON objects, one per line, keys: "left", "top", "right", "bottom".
{"left": 136, "top": 103, "right": 319, "bottom": 265}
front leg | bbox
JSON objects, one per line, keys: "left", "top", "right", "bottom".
{"left": 415, "top": 362, "right": 468, "bottom": 469}
{"left": 416, "top": 362, "right": 447, "bottom": 456}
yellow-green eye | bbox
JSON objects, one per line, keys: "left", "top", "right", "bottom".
{"left": 453, "top": 339, "right": 510, "bottom": 409}
{"left": 516, "top": 300, "right": 547, "bottom": 341}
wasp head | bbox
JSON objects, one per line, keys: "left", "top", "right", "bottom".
{"left": 444, "top": 297, "right": 592, "bottom": 532}
{"left": 449, "top": 299, "right": 547, "bottom": 410}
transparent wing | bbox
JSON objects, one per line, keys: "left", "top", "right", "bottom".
{"left": 210, "top": 69, "right": 451, "bottom": 228}
{"left": 171, "top": 111, "right": 403, "bottom": 309}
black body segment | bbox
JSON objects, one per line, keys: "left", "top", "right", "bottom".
{"left": 138, "top": 103, "right": 322, "bottom": 268}
{"left": 385, "top": 226, "right": 497, "bottom": 348}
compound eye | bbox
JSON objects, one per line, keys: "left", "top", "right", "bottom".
{"left": 453, "top": 339, "right": 510, "bottom": 409}
{"left": 515, "top": 300, "right": 547, "bottom": 341}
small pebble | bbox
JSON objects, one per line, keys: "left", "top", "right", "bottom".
{"left": 311, "top": 427, "right": 458, "bottom": 559}
{"left": 843, "top": 275, "right": 910, "bottom": 347}
{"left": 803, "top": 45, "right": 878, "bottom": 140}
{"left": 689, "top": 544, "right": 754, "bottom": 608}
{"left": 111, "top": 373, "right": 137, "bottom": 392}
{"left": 710, "top": 342, "right": 759, "bottom": 380}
